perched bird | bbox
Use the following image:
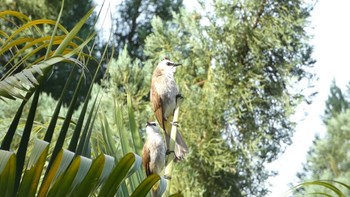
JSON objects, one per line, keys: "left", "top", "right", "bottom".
{"left": 142, "top": 121, "right": 166, "bottom": 177}
{"left": 150, "top": 57, "right": 188, "bottom": 160}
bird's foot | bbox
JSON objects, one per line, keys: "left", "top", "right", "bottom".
{"left": 166, "top": 150, "right": 183, "bottom": 162}
{"left": 170, "top": 121, "right": 180, "bottom": 127}
{"left": 176, "top": 94, "right": 184, "bottom": 104}
{"left": 176, "top": 94, "right": 184, "bottom": 99}
{"left": 166, "top": 150, "right": 175, "bottom": 155}
{"left": 164, "top": 175, "right": 172, "bottom": 180}
{"left": 173, "top": 154, "right": 184, "bottom": 162}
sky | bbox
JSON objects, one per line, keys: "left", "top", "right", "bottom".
{"left": 94, "top": 0, "right": 350, "bottom": 196}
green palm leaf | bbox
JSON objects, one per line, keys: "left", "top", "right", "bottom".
{"left": 17, "top": 139, "right": 49, "bottom": 197}
{"left": 70, "top": 154, "right": 109, "bottom": 196}
{"left": 0, "top": 150, "right": 16, "bottom": 197}
{"left": 0, "top": 3, "right": 168, "bottom": 197}
{"left": 0, "top": 7, "right": 94, "bottom": 101}
{"left": 131, "top": 174, "right": 167, "bottom": 197}
{"left": 38, "top": 149, "right": 75, "bottom": 197}
{"left": 286, "top": 180, "right": 350, "bottom": 197}
{"left": 98, "top": 152, "right": 141, "bottom": 197}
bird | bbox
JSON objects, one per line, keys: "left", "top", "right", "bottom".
{"left": 150, "top": 57, "right": 188, "bottom": 161}
{"left": 142, "top": 121, "right": 166, "bottom": 176}
{"left": 142, "top": 121, "right": 166, "bottom": 197}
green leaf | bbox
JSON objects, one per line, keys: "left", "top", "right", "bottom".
{"left": 45, "top": 0, "right": 65, "bottom": 60}
{"left": 44, "top": 67, "right": 76, "bottom": 143}
{"left": 126, "top": 153, "right": 142, "bottom": 178}
{"left": 38, "top": 149, "right": 75, "bottom": 197}
{"left": 127, "top": 93, "right": 143, "bottom": 155}
{"left": 100, "top": 113, "right": 118, "bottom": 156}
{"left": 0, "top": 10, "right": 30, "bottom": 23}
{"left": 0, "top": 56, "right": 76, "bottom": 100}
{"left": 0, "top": 99, "right": 27, "bottom": 150}
{"left": 0, "top": 150, "right": 16, "bottom": 197}
{"left": 17, "top": 139, "right": 49, "bottom": 197}
{"left": 70, "top": 154, "right": 107, "bottom": 196}
{"left": 114, "top": 99, "right": 130, "bottom": 154}
{"left": 15, "top": 89, "right": 40, "bottom": 193}
{"left": 76, "top": 93, "right": 99, "bottom": 156}
{"left": 169, "top": 194, "right": 184, "bottom": 197}
{"left": 69, "top": 157, "right": 92, "bottom": 194}
{"left": 285, "top": 180, "right": 349, "bottom": 197}
{"left": 48, "top": 73, "right": 84, "bottom": 172}
{"left": 330, "top": 180, "right": 350, "bottom": 191}
{"left": 98, "top": 152, "right": 140, "bottom": 197}
{"left": 130, "top": 174, "right": 168, "bottom": 197}
{"left": 126, "top": 92, "right": 145, "bottom": 192}
{"left": 307, "top": 192, "right": 333, "bottom": 197}
{"left": 69, "top": 57, "right": 103, "bottom": 153}
{"left": 97, "top": 154, "right": 115, "bottom": 187}
{"left": 47, "top": 156, "right": 82, "bottom": 197}
{"left": 53, "top": 7, "right": 94, "bottom": 56}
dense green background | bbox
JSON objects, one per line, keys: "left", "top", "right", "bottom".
{"left": 0, "top": 0, "right": 322, "bottom": 196}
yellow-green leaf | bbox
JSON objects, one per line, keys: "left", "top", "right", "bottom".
{"left": 98, "top": 152, "right": 137, "bottom": 197}
{"left": 47, "top": 155, "right": 81, "bottom": 197}
{"left": 17, "top": 139, "right": 49, "bottom": 197}
{"left": 38, "top": 149, "right": 74, "bottom": 197}
{"left": 71, "top": 154, "right": 108, "bottom": 196}
{"left": 0, "top": 150, "right": 16, "bottom": 197}
{"left": 130, "top": 174, "right": 165, "bottom": 197}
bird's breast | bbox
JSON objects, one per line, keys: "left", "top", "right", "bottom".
{"left": 154, "top": 75, "right": 179, "bottom": 117}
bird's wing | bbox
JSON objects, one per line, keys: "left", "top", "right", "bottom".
{"left": 142, "top": 144, "right": 151, "bottom": 176}
{"left": 151, "top": 88, "right": 166, "bottom": 133}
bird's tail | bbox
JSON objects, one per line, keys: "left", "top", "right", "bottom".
{"left": 174, "top": 130, "right": 188, "bottom": 161}
{"left": 151, "top": 185, "right": 157, "bottom": 197}
{"left": 151, "top": 181, "right": 163, "bottom": 197}
{"left": 163, "top": 117, "right": 189, "bottom": 161}
{"left": 164, "top": 126, "right": 188, "bottom": 161}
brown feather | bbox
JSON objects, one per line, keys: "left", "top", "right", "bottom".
{"left": 151, "top": 81, "right": 167, "bottom": 133}
{"left": 142, "top": 145, "right": 151, "bottom": 176}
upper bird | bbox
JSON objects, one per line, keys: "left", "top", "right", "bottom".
{"left": 150, "top": 57, "right": 188, "bottom": 160}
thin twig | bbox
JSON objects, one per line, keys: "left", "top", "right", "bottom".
{"left": 163, "top": 103, "right": 180, "bottom": 196}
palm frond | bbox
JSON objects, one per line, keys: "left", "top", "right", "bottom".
{"left": 0, "top": 4, "right": 166, "bottom": 197}
{"left": 286, "top": 180, "right": 350, "bottom": 197}
{"left": 0, "top": 9, "right": 94, "bottom": 101}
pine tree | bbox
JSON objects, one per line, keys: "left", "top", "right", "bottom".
{"left": 323, "top": 79, "right": 350, "bottom": 123}
{"left": 296, "top": 82, "right": 350, "bottom": 196}
{"left": 113, "top": 0, "right": 183, "bottom": 59}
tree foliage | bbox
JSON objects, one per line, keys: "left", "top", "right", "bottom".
{"left": 0, "top": 0, "right": 318, "bottom": 196}
{"left": 323, "top": 80, "right": 350, "bottom": 123}
{"left": 0, "top": 8, "right": 163, "bottom": 197}
{"left": 296, "top": 82, "right": 350, "bottom": 196}
{"left": 143, "top": 0, "right": 315, "bottom": 196}
{"left": 113, "top": 0, "right": 183, "bottom": 59}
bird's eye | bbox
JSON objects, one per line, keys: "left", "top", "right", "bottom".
{"left": 146, "top": 122, "right": 157, "bottom": 127}
{"left": 166, "top": 62, "right": 172, "bottom": 66}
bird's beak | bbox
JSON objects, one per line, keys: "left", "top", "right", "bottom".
{"left": 173, "top": 63, "right": 182, "bottom": 67}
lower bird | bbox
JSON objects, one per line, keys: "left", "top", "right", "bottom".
{"left": 142, "top": 121, "right": 166, "bottom": 197}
